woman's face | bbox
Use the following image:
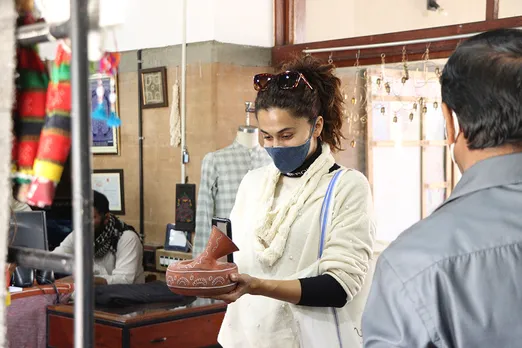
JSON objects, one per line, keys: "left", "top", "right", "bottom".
{"left": 257, "top": 108, "right": 323, "bottom": 153}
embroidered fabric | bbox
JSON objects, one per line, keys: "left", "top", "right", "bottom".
{"left": 253, "top": 143, "right": 335, "bottom": 267}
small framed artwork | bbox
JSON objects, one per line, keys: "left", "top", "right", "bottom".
{"left": 140, "top": 67, "right": 168, "bottom": 109}
{"left": 92, "top": 169, "right": 125, "bottom": 215}
{"left": 89, "top": 74, "right": 120, "bottom": 155}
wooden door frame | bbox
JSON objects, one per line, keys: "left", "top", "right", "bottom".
{"left": 272, "top": 0, "right": 520, "bottom": 68}
{"left": 274, "top": 0, "right": 306, "bottom": 46}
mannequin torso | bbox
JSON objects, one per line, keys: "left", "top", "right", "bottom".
{"left": 236, "top": 128, "right": 259, "bottom": 149}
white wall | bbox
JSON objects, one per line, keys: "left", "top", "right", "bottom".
{"left": 305, "top": 0, "right": 490, "bottom": 42}
{"left": 500, "top": 0, "right": 522, "bottom": 18}
{"left": 113, "top": 0, "right": 275, "bottom": 51}
{"left": 213, "top": 0, "right": 273, "bottom": 47}
{"left": 39, "top": 0, "right": 274, "bottom": 59}
{"left": 113, "top": 0, "right": 216, "bottom": 51}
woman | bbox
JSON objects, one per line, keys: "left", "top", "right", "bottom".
{"left": 214, "top": 56, "right": 376, "bottom": 347}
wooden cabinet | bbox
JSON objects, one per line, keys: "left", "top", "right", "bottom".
{"left": 48, "top": 315, "right": 123, "bottom": 348}
{"left": 47, "top": 300, "right": 226, "bottom": 348}
{"left": 128, "top": 312, "right": 225, "bottom": 348}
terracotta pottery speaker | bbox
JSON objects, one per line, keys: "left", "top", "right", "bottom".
{"left": 166, "top": 226, "right": 239, "bottom": 296}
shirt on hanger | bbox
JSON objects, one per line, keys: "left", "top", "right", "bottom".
{"left": 193, "top": 140, "right": 271, "bottom": 256}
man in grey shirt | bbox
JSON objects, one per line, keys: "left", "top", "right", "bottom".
{"left": 362, "top": 29, "right": 522, "bottom": 348}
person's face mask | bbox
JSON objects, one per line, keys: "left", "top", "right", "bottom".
{"left": 265, "top": 120, "right": 317, "bottom": 174}
{"left": 444, "top": 112, "right": 461, "bottom": 168}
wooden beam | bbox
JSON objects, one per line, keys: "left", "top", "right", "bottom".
{"left": 291, "top": 0, "right": 306, "bottom": 44}
{"left": 274, "top": 0, "right": 285, "bottom": 46}
{"left": 274, "top": 0, "right": 306, "bottom": 46}
{"left": 272, "top": 16, "right": 522, "bottom": 67}
{"left": 486, "top": 0, "right": 500, "bottom": 21}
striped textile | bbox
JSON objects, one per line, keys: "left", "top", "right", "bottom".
{"left": 27, "top": 42, "right": 72, "bottom": 208}
{"left": 11, "top": 14, "right": 49, "bottom": 202}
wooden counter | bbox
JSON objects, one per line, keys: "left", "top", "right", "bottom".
{"left": 46, "top": 298, "right": 226, "bottom": 348}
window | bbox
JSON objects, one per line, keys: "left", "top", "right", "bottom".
{"left": 339, "top": 58, "right": 457, "bottom": 243}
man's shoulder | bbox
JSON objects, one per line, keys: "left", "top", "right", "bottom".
{"left": 118, "top": 230, "right": 142, "bottom": 245}
{"left": 379, "top": 208, "right": 459, "bottom": 283}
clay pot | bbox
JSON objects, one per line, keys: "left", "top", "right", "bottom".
{"left": 166, "top": 226, "right": 239, "bottom": 296}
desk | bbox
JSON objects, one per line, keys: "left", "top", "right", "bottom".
{"left": 47, "top": 299, "right": 227, "bottom": 348}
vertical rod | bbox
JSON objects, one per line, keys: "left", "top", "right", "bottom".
{"left": 137, "top": 49, "right": 145, "bottom": 238}
{"left": 70, "top": 0, "right": 94, "bottom": 346}
{"left": 420, "top": 99, "right": 426, "bottom": 219}
{"left": 180, "top": 0, "right": 187, "bottom": 183}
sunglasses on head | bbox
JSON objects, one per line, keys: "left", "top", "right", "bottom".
{"left": 253, "top": 71, "right": 313, "bottom": 92}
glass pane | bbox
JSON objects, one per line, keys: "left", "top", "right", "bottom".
{"left": 371, "top": 102, "right": 421, "bottom": 141}
{"left": 424, "top": 102, "right": 445, "bottom": 140}
{"left": 373, "top": 147, "right": 421, "bottom": 242}
{"left": 426, "top": 188, "right": 446, "bottom": 216}
{"left": 423, "top": 146, "right": 447, "bottom": 183}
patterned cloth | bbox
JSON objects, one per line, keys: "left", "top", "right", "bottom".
{"left": 193, "top": 140, "right": 272, "bottom": 255}
{"left": 26, "top": 42, "right": 71, "bottom": 208}
{"left": 6, "top": 293, "right": 71, "bottom": 348}
{"left": 95, "top": 214, "right": 142, "bottom": 259}
{"left": 11, "top": 14, "right": 49, "bottom": 202}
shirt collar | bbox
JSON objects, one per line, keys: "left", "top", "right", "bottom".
{"left": 438, "top": 152, "right": 522, "bottom": 209}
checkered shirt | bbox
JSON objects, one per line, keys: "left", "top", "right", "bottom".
{"left": 193, "top": 141, "right": 272, "bottom": 255}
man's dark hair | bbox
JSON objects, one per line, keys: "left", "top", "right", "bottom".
{"left": 93, "top": 190, "right": 110, "bottom": 215}
{"left": 441, "top": 28, "right": 522, "bottom": 150}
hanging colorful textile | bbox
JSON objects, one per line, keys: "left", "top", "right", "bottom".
{"left": 11, "top": 14, "right": 50, "bottom": 202}
{"left": 26, "top": 42, "right": 71, "bottom": 208}
{"left": 91, "top": 52, "right": 121, "bottom": 127}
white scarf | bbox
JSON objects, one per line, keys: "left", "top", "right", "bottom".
{"left": 254, "top": 143, "right": 335, "bottom": 267}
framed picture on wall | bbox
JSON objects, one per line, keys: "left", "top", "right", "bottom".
{"left": 92, "top": 169, "right": 125, "bottom": 215}
{"left": 140, "top": 67, "right": 168, "bottom": 108}
{"left": 89, "top": 74, "right": 120, "bottom": 155}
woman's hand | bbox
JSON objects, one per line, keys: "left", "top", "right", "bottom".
{"left": 207, "top": 273, "right": 262, "bottom": 304}
{"left": 202, "top": 275, "right": 302, "bottom": 305}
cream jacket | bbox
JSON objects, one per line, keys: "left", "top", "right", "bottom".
{"left": 218, "top": 151, "right": 376, "bottom": 348}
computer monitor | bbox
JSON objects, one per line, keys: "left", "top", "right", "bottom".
{"left": 9, "top": 211, "right": 49, "bottom": 251}
{"left": 9, "top": 211, "right": 50, "bottom": 287}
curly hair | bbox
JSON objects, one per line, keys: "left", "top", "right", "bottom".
{"left": 255, "top": 55, "right": 345, "bottom": 152}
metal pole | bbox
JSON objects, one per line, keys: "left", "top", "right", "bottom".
{"left": 7, "top": 247, "right": 74, "bottom": 274}
{"left": 302, "top": 32, "right": 481, "bottom": 55}
{"left": 137, "top": 49, "right": 145, "bottom": 238}
{"left": 70, "top": 0, "right": 94, "bottom": 346}
{"left": 180, "top": 0, "right": 187, "bottom": 183}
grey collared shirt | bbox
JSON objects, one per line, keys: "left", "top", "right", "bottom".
{"left": 362, "top": 152, "right": 522, "bottom": 348}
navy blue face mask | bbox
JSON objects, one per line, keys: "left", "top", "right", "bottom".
{"left": 265, "top": 121, "right": 317, "bottom": 174}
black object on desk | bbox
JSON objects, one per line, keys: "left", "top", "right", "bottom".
{"left": 9, "top": 211, "right": 49, "bottom": 287}
{"left": 95, "top": 281, "right": 196, "bottom": 307}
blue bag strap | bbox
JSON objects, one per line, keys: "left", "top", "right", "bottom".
{"left": 318, "top": 169, "right": 346, "bottom": 348}
{"left": 318, "top": 169, "right": 344, "bottom": 259}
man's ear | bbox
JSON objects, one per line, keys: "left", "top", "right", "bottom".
{"left": 442, "top": 102, "right": 456, "bottom": 145}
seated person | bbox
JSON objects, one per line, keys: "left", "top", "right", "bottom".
{"left": 10, "top": 193, "right": 32, "bottom": 212}
{"left": 53, "top": 190, "right": 144, "bottom": 285}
